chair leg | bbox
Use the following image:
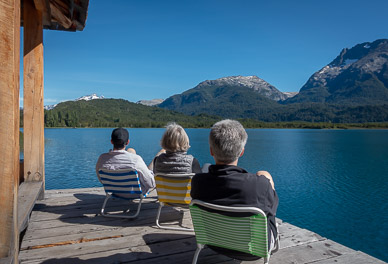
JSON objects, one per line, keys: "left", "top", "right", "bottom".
{"left": 101, "top": 194, "right": 111, "bottom": 216}
{"left": 192, "top": 244, "right": 204, "bottom": 264}
{"left": 155, "top": 202, "right": 164, "bottom": 228}
{"left": 155, "top": 202, "right": 194, "bottom": 231}
{"left": 101, "top": 194, "right": 142, "bottom": 219}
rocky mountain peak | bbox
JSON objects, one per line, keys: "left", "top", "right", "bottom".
{"left": 287, "top": 38, "right": 388, "bottom": 104}
{"left": 136, "top": 99, "right": 164, "bottom": 106}
{"left": 44, "top": 94, "right": 105, "bottom": 110}
{"left": 75, "top": 93, "right": 105, "bottom": 101}
{"left": 198, "top": 75, "right": 296, "bottom": 101}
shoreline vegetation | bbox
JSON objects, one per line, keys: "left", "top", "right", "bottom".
{"left": 18, "top": 99, "right": 388, "bottom": 130}
{"left": 39, "top": 121, "right": 388, "bottom": 129}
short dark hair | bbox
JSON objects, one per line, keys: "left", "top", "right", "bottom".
{"left": 111, "top": 128, "right": 129, "bottom": 149}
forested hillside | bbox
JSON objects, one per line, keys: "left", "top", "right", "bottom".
{"left": 37, "top": 99, "right": 219, "bottom": 128}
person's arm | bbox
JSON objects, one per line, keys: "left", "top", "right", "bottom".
{"left": 148, "top": 149, "right": 166, "bottom": 170}
{"left": 135, "top": 155, "right": 156, "bottom": 192}
{"left": 191, "top": 158, "right": 202, "bottom": 173}
{"left": 95, "top": 155, "right": 103, "bottom": 183}
{"left": 256, "top": 170, "right": 275, "bottom": 190}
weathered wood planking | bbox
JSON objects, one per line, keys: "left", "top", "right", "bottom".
{"left": 18, "top": 181, "right": 44, "bottom": 232}
{"left": 0, "top": 0, "right": 20, "bottom": 262}
{"left": 23, "top": 0, "right": 45, "bottom": 189}
{"left": 19, "top": 188, "right": 387, "bottom": 264}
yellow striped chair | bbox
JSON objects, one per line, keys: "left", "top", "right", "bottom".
{"left": 154, "top": 173, "right": 195, "bottom": 231}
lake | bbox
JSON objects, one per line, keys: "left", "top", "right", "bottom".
{"left": 42, "top": 128, "right": 388, "bottom": 262}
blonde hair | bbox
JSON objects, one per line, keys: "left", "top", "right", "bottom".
{"left": 161, "top": 123, "right": 190, "bottom": 152}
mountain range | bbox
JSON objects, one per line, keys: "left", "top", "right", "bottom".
{"left": 157, "top": 39, "right": 388, "bottom": 122}
{"left": 43, "top": 39, "right": 388, "bottom": 124}
{"left": 44, "top": 93, "right": 105, "bottom": 110}
{"left": 285, "top": 39, "right": 388, "bottom": 105}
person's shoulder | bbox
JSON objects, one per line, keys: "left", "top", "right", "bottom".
{"left": 192, "top": 172, "right": 209, "bottom": 181}
{"left": 98, "top": 151, "right": 111, "bottom": 159}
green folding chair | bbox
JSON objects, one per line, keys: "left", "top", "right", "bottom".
{"left": 190, "top": 199, "right": 278, "bottom": 264}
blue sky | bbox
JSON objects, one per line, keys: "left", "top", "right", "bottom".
{"left": 27, "top": 0, "right": 388, "bottom": 105}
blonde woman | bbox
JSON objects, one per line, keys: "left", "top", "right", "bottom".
{"left": 149, "top": 123, "right": 202, "bottom": 174}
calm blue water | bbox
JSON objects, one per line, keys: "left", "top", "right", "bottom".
{"left": 42, "top": 128, "right": 388, "bottom": 261}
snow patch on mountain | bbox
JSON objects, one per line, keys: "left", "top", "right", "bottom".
{"left": 44, "top": 94, "right": 105, "bottom": 110}
{"left": 198, "top": 75, "right": 295, "bottom": 101}
{"left": 76, "top": 94, "right": 105, "bottom": 101}
{"left": 137, "top": 99, "right": 164, "bottom": 106}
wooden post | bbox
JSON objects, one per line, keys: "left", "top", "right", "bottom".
{"left": 0, "top": 0, "right": 20, "bottom": 262}
{"left": 23, "top": 0, "right": 45, "bottom": 193}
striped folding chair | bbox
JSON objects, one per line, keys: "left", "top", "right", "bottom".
{"left": 98, "top": 168, "right": 149, "bottom": 219}
{"left": 154, "top": 173, "right": 195, "bottom": 231}
{"left": 190, "top": 199, "right": 278, "bottom": 264}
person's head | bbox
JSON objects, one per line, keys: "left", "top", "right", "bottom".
{"left": 161, "top": 123, "right": 190, "bottom": 152}
{"left": 209, "top": 119, "right": 248, "bottom": 164}
{"left": 111, "top": 128, "right": 129, "bottom": 150}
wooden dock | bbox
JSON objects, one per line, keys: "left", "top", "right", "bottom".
{"left": 19, "top": 188, "right": 385, "bottom": 264}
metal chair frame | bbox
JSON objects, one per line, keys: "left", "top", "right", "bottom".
{"left": 190, "top": 199, "right": 279, "bottom": 264}
{"left": 155, "top": 173, "right": 195, "bottom": 231}
{"left": 98, "top": 168, "right": 149, "bottom": 219}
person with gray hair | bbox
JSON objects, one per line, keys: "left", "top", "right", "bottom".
{"left": 149, "top": 122, "right": 202, "bottom": 174}
{"left": 191, "top": 119, "right": 279, "bottom": 260}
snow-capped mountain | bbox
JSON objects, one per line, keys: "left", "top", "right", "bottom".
{"left": 44, "top": 94, "right": 104, "bottom": 110}
{"left": 75, "top": 94, "right": 105, "bottom": 101}
{"left": 196, "top": 76, "right": 296, "bottom": 101}
{"left": 136, "top": 99, "right": 164, "bottom": 106}
{"left": 286, "top": 39, "right": 388, "bottom": 104}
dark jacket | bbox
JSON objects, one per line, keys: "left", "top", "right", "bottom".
{"left": 191, "top": 165, "right": 279, "bottom": 247}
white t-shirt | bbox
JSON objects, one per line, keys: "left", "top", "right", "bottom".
{"left": 96, "top": 150, "right": 155, "bottom": 194}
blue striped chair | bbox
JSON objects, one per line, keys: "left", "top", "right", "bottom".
{"left": 154, "top": 173, "right": 195, "bottom": 231}
{"left": 190, "top": 199, "right": 278, "bottom": 264}
{"left": 98, "top": 168, "right": 150, "bottom": 219}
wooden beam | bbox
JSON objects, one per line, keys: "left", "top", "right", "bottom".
{"left": 17, "top": 181, "right": 43, "bottom": 232}
{"left": 0, "top": 0, "right": 20, "bottom": 262}
{"left": 50, "top": 1, "right": 72, "bottom": 29}
{"left": 23, "top": 0, "right": 45, "bottom": 191}
{"left": 33, "top": 0, "right": 51, "bottom": 26}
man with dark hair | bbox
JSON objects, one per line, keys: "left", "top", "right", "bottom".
{"left": 191, "top": 119, "right": 279, "bottom": 260}
{"left": 96, "top": 128, "right": 155, "bottom": 194}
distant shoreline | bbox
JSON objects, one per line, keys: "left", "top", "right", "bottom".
{"left": 39, "top": 121, "right": 388, "bottom": 130}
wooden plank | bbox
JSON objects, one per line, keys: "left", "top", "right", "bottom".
{"left": 49, "top": 1, "right": 72, "bottom": 29}
{"left": 18, "top": 188, "right": 386, "bottom": 264}
{"left": 278, "top": 222, "right": 324, "bottom": 249}
{"left": 17, "top": 181, "right": 43, "bottom": 231}
{"left": 263, "top": 239, "right": 355, "bottom": 264}
{"left": 0, "top": 0, "right": 20, "bottom": 262}
{"left": 24, "top": 205, "right": 190, "bottom": 240}
{"left": 128, "top": 249, "right": 230, "bottom": 264}
{"left": 312, "top": 251, "right": 387, "bottom": 264}
{"left": 21, "top": 214, "right": 194, "bottom": 248}
{"left": 23, "top": 0, "right": 45, "bottom": 192}
{"left": 20, "top": 234, "right": 197, "bottom": 263}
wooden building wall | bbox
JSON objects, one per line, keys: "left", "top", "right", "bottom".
{"left": 0, "top": 0, "right": 21, "bottom": 262}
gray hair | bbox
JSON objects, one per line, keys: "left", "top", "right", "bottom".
{"left": 161, "top": 123, "right": 190, "bottom": 152}
{"left": 209, "top": 119, "right": 247, "bottom": 163}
